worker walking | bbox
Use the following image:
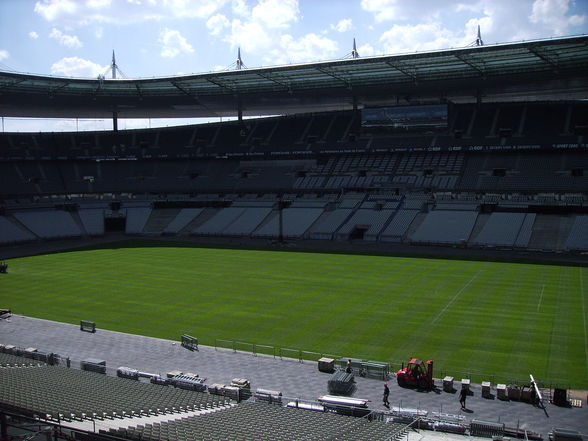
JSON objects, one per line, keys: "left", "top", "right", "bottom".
{"left": 383, "top": 382, "right": 390, "bottom": 407}
{"left": 459, "top": 387, "right": 467, "bottom": 409}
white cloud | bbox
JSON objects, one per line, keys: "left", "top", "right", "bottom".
{"left": 569, "top": 14, "right": 586, "bottom": 26}
{"left": 225, "top": 19, "right": 273, "bottom": 53}
{"left": 379, "top": 22, "right": 462, "bottom": 54}
{"left": 207, "top": 13, "right": 230, "bottom": 36}
{"left": 232, "top": 0, "right": 250, "bottom": 17}
{"left": 215, "top": 0, "right": 302, "bottom": 60}
{"left": 361, "top": 0, "right": 587, "bottom": 51}
{"left": 360, "top": 0, "right": 401, "bottom": 22}
{"left": 95, "top": 27, "right": 104, "bottom": 38}
{"left": 29, "top": 31, "right": 39, "bottom": 39}
{"left": 331, "top": 18, "right": 352, "bottom": 33}
{"left": 206, "top": 0, "right": 343, "bottom": 67}
{"left": 270, "top": 33, "right": 338, "bottom": 64}
{"left": 49, "top": 28, "right": 83, "bottom": 48}
{"left": 357, "top": 43, "right": 375, "bottom": 57}
{"left": 362, "top": 0, "right": 487, "bottom": 23}
{"left": 159, "top": 28, "right": 194, "bottom": 58}
{"left": 161, "top": 0, "right": 228, "bottom": 18}
{"left": 0, "top": 50, "right": 9, "bottom": 61}
{"left": 50, "top": 57, "right": 107, "bottom": 77}
{"left": 455, "top": 2, "right": 483, "bottom": 13}
{"left": 456, "top": 0, "right": 584, "bottom": 43}
{"left": 530, "top": 0, "right": 586, "bottom": 35}
{"left": 34, "top": 0, "right": 78, "bottom": 21}
{"left": 87, "top": 0, "right": 112, "bottom": 8}
{"left": 367, "top": 0, "right": 573, "bottom": 55}
{"left": 251, "top": 0, "right": 299, "bottom": 29}
{"left": 34, "top": 0, "right": 226, "bottom": 27}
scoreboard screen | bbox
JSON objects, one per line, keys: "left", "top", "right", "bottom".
{"left": 361, "top": 104, "right": 448, "bottom": 131}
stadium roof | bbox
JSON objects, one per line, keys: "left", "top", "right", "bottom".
{"left": 1, "top": 34, "right": 588, "bottom": 119}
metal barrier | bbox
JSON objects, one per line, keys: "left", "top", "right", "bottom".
{"left": 253, "top": 344, "right": 275, "bottom": 358}
{"left": 209, "top": 339, "right": 576, "bottom": 390}
{"left": 279, "top": 347, "right": 301, "bottom": 362}
{"left": 234, "top": 341, "right": 254, "bottom": 354}
{"left": 80, "top": 320, "right": 96, "bottom": 333}
{"left": 214, "top": 339, "right": 235, "bottom": 352}
{"left": 389, "top": 417, "right": 427, "bottom": 441}
{"left": 300, "top": 350, "right": 322, "bottom": 362}
{"left": 211, "top": 338, "right": 566, "bottom": 388}
{"left": 470, "top": 419, "right": 505, "bottom": 437}
{"left": 180, "top": 334, "right": 198, "bottom": 351}
{"left": 361, "top": 361, "right": 390, "bottom": 380}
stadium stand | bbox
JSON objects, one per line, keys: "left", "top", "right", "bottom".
{"left": 125, "top": 207, "right": 152, "bottom": 234}
{"left": 13, "top": 210, "right": 81, "bottom": 239}
{"left": 222, "top": 207, "right": 272, "bottom": 236}
{"left": 410, "top": 210, "right": 478, "bottom": 245}
{"left": 192, "top": 207, "right": 246, "bottom": 236}
{"left": 110, "top": 400, "right": 406, "bottom": 441}
{"left": 527, "top": 215, "right": 577, "bottom": 251}
{"left": 513, "top": 213, "right": 536, "bottom": 248}
{"left": 309, "top": 209, "right": 354, "bottom": 240}
{"left": 78, "top": 209, "right": 105, "bottom": 236}
{"left": 0, "top": 215, "right": 37, "bottom": 244}
{"left": 162, "top": 208, "right": 203, "bottom": 234}
{"left": 435, "top": 202, "right": 478, "bottom": 211}
{"left": 0, "top": 52, "right": 587, "bottom": 255}
{"left": 335, "top": 209, "right": 395, "bottom": 241}
{"left": 0, "top": 364, "right": 229, "bottom": 421}
{"left": 0, "top": 352, "right": 45, "bottom": 367}
{"left": 471, "top": 213, "right": 527, "bottom": 247}
{"left": 143, "top": 208, "right": 182, "bottom": 233}
{"left": 253, "top": 207, "right": 324, "bottom": 239}
{"left": 565, "top": 215, "right": 588, "bottom": 251}
{"left": 379, "top": 210, "right": 420, "bottom": 243}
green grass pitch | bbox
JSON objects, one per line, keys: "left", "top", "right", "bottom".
{"left": 2, "top": 244, "right": 587, "bottom": 388}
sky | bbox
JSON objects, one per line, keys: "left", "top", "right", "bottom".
{"left": 1, "top": 0, "right": 587, "bottom": 132}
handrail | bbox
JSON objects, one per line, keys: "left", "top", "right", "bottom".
{"left": 383, "top": 417, "right": 424, "bottom": 441}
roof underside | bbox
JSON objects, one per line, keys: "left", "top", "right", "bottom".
{"left": 1, "top": 35, "right": 587, "bottom": 119}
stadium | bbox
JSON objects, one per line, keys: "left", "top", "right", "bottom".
{"left": 0, "top": 22, "right": 587, "bottom": 441}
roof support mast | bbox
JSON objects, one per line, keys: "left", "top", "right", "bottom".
{"left": 351, "top": 39, "right": 360, "bottom": 111}
{"left": 236, "top": 48, "right": 244, "bottom": 122}
{"left": 111, "top": 51, "right": 118, "bottom": 132}
{"left": 476, "top": 25, "right": 484, "bottom": 46}
{"left": 352, "top": 38, "right": 360, "bottom": 59}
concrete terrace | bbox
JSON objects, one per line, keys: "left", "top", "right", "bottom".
{"left": 0, "top": 315, "right": 586, "bottom": 439}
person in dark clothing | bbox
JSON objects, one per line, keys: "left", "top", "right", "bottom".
{"left": 346, "top": 359, "right": 352, "bottom": 373}
{"left": 459, "top": 387, "right": 467, "bottom": 409}
{"left": 383, "top": 382, "right": 390, "bottom": 407}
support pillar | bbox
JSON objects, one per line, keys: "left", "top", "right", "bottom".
{"left": 237, "top": 98, "right": 243, "bottom": 123}
{"left": 1, "top": 412, "right": 8, "bottom": 440}
{"left": 279, "top": 203, "right": 284, "bottom": 244}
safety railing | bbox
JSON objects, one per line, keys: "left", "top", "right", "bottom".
{"left": 212, "top": 338, "right": 577, "bottom": 389}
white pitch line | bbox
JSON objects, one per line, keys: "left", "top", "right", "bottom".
{"left": 430, "top": 267, "right": 483, "bottom": 326}
{"left": 537, "top": 284, "right": 545, "bottom": 312}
